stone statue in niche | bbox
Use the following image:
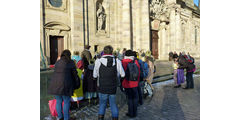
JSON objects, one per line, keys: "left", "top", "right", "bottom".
{"left": 96, "top": 1, "right": 106, "bottom": 33}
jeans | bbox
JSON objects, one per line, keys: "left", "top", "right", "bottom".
{"left": 55, "top": 95, "right": 71, "bottom": 120}
{"left": 137, "top": 81, "right": 144, "bottom": 105}
{"left": 125, "top": 87, "right": 139, "bottom": 117}
{"left": 186, "top": 72, "right": 194, "bottom": 88}
{"left": 98, "top": 93, "right": 119, "bottom": 117}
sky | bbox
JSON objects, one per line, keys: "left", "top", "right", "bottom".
{"left": 194, "top": 0, "right": 199, "bottom": 6}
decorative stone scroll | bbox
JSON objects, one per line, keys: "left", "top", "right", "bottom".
{"left": 149, "top": 0, "right": 168, "bottom": 20}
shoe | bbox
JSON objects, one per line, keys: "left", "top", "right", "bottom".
{"left": 69, "top": 117, "right": 76, "bottom": 120}
{"left": 112, "top": 117, "right": 118, "bottom": 120}
{"left": 126, "top": 113, "right": 135, "bottom": 118}
{"left": 183, "top": 87, "right": 189, "bottom": 89}
{"left": 174, "top": 85, "right": 179, "bottom": 88}
{"left": 98, "top": 115, "right": 104, "bottom": 120}
{"left": 174, "top": 85, "right": 181, "bottom": 88}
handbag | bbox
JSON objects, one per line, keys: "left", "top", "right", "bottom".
{"left": 48, "top": 99, "right": 69, "bottom": 117}
{"left": 72, "top": 68, "right": 81, "bottom": 90}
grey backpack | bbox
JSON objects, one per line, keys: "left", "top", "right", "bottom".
{"left": 125, "top": 60, "right": 139, "bottom": 81}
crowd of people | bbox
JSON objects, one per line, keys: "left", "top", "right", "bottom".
{"left": 48, "top": 45, "right": 156, "bottom": 120}
{"left": 170, "top": 51, "right": 196, "bottom": 89}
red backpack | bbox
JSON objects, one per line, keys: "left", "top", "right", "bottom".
{"left": 77, "top": 60, "right": 84, "bottom": 70}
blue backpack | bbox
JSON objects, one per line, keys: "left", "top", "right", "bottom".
{"left": 142, "top": 62, "right": 149, "bottom": 79}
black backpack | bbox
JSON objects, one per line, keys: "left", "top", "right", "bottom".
{"left": 125, "top": 59, "right": 139, "bottom": 81}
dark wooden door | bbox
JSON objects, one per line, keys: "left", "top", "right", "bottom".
{"left": 151, "top": 30, "right": 159, "bottom": 59}
{"left": 50, "top": 36, "right": 64, "bottom": 65}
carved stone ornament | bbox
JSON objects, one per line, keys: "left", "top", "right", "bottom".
{"left": 151, "top": 20, "right": 160, "bottom": 30}
{"left": 150, "top": 0, "right": 168, "bottom": 20}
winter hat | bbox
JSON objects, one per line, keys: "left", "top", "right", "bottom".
{"left": 125, "top": 50, "right": 133, "bottom": 56}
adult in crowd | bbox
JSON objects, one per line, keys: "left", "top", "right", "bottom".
{"left": 81, "top": 45, "right": 92, "bottom": 70}
{"left": 169, "top": 51, "right": 173, "bottom": 61}
{"left": 121, "top": 48, "right": 127, "bottom": 59}
{"left": 145, "top": 56, "right": 155, "bottom": 91}
{"left": 176, "top": 52, "right": 188, "bottom": 88}
{"left": 184, "top": 53, "right": 196, "bottom": 89}
{"left": 173, "top": 51, "right": 179, "bottom": 59}
{"left": 48, "top": 50, "right": 80, "bottom": 120}
{"left": 133, "top": 51, "right": 148, "bottom": 105}
{"left": 121, "top": 50, "right": 140, "bottom": 118}
{"left": 93, "top": 45, "right": 125, "bottom": 120}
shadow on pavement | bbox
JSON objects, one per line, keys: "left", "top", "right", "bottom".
{"left": 160, "top": 86, "right": 185, "bottom": 120}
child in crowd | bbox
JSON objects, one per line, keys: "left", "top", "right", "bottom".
{"left": 83, "top": 59, "right": 98, "bottom": 106}
{"left": 172, "top": 58, "right": 179, "bottom": 88}
{"left": 71, "top": 60, "right": 84, "bottom": 108}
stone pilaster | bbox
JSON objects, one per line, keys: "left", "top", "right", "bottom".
{"left": 159, "top": 22, "right": 167, "bottom": 60}
{"left": 121, "top": 0, "right": 131, "bottom": 49}
{"left": 169, "top": 7, "right": 176, "bottom": 51}
{"left": 175, "top": 7, "right": 181, "bottom": 50}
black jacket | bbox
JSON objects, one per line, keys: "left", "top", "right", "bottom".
{"left": 48, "top": 58, "right": 77, "bottom": 96}
{"left": 98, "top": 56, "right": 118, "bottom": 94}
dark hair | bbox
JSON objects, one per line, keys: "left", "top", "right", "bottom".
{"left": 125, "top": 50, "right": 133, "bottom": 56}
{"left": 103, "top": 45, "right": 113, "bottom": 54}
{"left": 73, "top": 51, "right": 79, "bottom": 55}
{"left": 132, "top": 51, "right": 137, "bottom": 57}
{"left": 61, "top": 49, "right": 71, "bottom": 62}
{"left": 84, "top": 45, "right": 91, "bottom": 49}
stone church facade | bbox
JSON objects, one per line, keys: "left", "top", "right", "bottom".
{"left": 40, "top": 0, "right": 200, "bottom": 65}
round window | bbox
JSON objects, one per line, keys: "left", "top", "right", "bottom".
{"left": 48, "top": 0, "right": 62, "bottom": 8}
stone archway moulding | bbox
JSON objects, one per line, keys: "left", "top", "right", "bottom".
{"left": 44, "top": 21, "right": 71, "bottom": 31}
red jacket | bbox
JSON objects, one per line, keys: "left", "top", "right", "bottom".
{"left": 121, "top": 58, "right": 140, "bottom": 88}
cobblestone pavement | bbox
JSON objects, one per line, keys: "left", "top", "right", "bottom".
{"left": 65, "top": 75, "right": 200, "bottom": 120}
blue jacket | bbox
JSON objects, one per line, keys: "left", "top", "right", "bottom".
{"left": 138, "top": 59, "right": 149, "bottom": 80}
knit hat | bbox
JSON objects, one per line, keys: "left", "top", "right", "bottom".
{"left": 125, "top": 50, "right": 133, "bottom": 56}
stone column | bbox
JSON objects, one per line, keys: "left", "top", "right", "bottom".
{"left": 159, "top": 21, "right": 167, "bottom": 60}
{"left": 169, "top": 7, "right": 176, "bottom": 51}
{"left": 141, "top": 0, "right": 150, "bottom": 51}
{"left": 121, "top": 0, "right": 131, "bottom": 49}
{"left": 175, "top": 8, "right": 181, "bottom": 50}
{"left": 70, "top": 0, "right": 83, "bottom": 52}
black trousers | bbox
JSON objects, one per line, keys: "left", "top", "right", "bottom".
{"left": 125, "top": 87, "right": 139, "bottom": 117}
{"left": 186, "top": 72, "right": 194, "bottom": 88}
{"left": 137, "top": 81, "right": 144, "bottom": 105}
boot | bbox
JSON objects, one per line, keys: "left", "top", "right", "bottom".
{"left": 112, "top": 117, "right": 118, "bottom": 120}
{"left": 88, "top": 99, "right": 91, "bottom": 106}
{"left": 98, "top": 115, "right": 104, "bottom": 120}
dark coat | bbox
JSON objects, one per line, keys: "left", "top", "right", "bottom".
{"left": 185, "top": 56, "right": 196, "bottom": 71}
{"left": 177, "top": 55, "right": 188, "bottom": 69}
{"left": 48, "top": 58, "right": 77, "bottom": 96}
{"left": 178, "top": 55, "right": 196, "bottom": 71}
{"left": 83, "top": 64, "right": 97, "bottom": 93}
